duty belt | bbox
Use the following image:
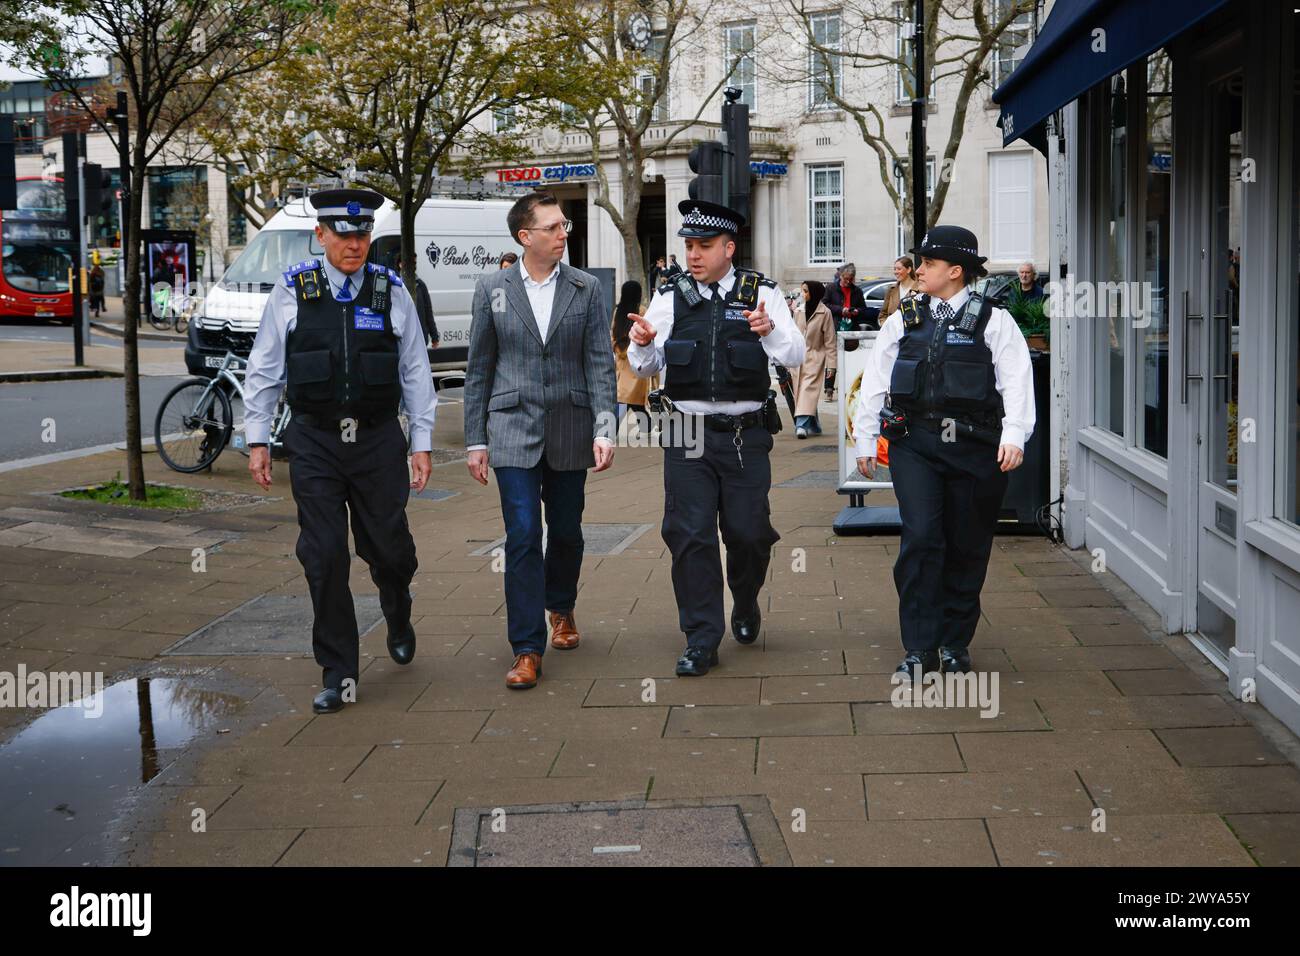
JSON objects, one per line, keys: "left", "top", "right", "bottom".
{"left": 909, "top": 413, "right": 1000, "bottom": 446}
{"left": 699, "top": 410, "right": 765, "bottom": 432}
{"left": 294, "top": 412, "right": 395, "bottom": 430}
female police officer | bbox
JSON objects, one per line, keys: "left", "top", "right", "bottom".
{"left": 851, "top": 226, "right": 1035, "bottom": 679}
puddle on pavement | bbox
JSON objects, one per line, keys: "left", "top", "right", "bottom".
{"left": 0, "top": 676, "right": 243, "bottom": 866}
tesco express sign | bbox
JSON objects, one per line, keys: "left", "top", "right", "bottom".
{"left": 497, "top": 162, "right": 598, "bottom": 186}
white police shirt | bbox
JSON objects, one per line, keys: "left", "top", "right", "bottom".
{"left": 852, "top": 285, "right": 1035, "bottom": 457}
{"left": 243, "top": 257, "right": 439, "bottom": 452}
{"left": 627, "top": 265, "right": 805, "bottom": 415}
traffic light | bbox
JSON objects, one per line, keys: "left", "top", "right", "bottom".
{"left": 722, "top": 95, "right": 751, "bottom": 224}
{"left": 0, "top": 117, "right": 15, "bottom": 210}
{"left": 687, "top": 141, "right": 724, "bottom": 205}
{"left": 83, "top": 163, "right": 113, "bottom": 227}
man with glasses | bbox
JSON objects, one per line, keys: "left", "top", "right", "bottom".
{"left": 464, "top": 190, "right": 618, "bottom": 690}
{"left": 243, "top": 188, "right": 439, "bottom": 714}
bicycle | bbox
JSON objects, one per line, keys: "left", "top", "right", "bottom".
{"left": 148, "top": 284, "right": 192, "bottom": 334}
{"left": 154, "top": 351, "right": 290, "bottom": 473}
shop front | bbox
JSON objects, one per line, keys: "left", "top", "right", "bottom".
{"left": 996, "top": 0, "right": 1300, "bottom": 734}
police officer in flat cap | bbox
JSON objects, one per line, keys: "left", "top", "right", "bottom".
{"left": 852, "top": 225, "right": 1035, "bottom": 679}
{"left": 628, "top": 199, "right": 805, "bottom": 675}
{"left": 244, "top": 188, "right": 439, "bottom": 714}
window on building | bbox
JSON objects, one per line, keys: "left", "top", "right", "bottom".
{"left": 989, "top": 151, "right": 1033, "bottom": 262}
{"left": 493, "top": 104, "right": 518, "bottom": 134}
{"left": 895, "top": 157, "right": 935, "bottom": 258}
{"left": 1094, "top": 70, "right": 1128, "bottom": 436}
{"left": 991, "top": 0, "right": 1034, "bottom": 88}
{"left": 1284, "top": 22, "right": 1300, "bottom": 526}
{"left": 725, "top": 21, "right": 758, "bottom": 113}
{"left": 808, "top": 163, "right": 844, "bottom": 264}
{"left": 808, "top": 12, "right": 842, "bottom": 112}
{"left": 635, "top": 32, "right": 670, "bottom": 123}
{"left": 227, "top": 169, "right": 249, "bottom": 248}
{"left": 895, "top": 2, "right": 935, "bottom": 103}
{"left": 1138, "top": 50, "right": 1172, "bottom": 458}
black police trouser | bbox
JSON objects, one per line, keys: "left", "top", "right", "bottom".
{"left": 286, "top": 415, "right": 417, "bottom": 690}
{"left": 661, "top": 422, "right": 780, "bottom": 652}
{"left": 886, "top": 423, "right": 1008, "bottom": 655}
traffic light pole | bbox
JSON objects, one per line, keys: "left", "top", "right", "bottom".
{"left": 62, "top": 132, "right": 84, "bottom": 367}
{"left": 910, "top": 0, "right": 928, "bottom": 258}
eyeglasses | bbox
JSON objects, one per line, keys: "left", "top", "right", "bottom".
{"left": 526, "top": 219, "right": 573, "bottom": 235}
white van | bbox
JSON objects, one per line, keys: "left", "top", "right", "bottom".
{"left": 186, "top": 195, "right": 537, "bottom": 381}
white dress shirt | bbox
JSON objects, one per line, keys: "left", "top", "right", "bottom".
{"left": 851, "top": 285, "right": 1035, "bottom": 458}
{"left": 520, "top": 259, "right": 561, "bottom": 341}
{"left": 627, "top": 265, "right": 805, "bottom": 414}
{"left": 243, "top": 256, "right": 439, "bottom": 452}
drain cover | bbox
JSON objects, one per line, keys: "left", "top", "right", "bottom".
{"left": 451, "top": 802, "right": 759, "bottom": 867}
{"left": 775, "top": 470, "right": 840, "bottom": 488}
{"left": 471, "top": 523, "right": 652, "bottom": 556}
{"left": 163, "top": 594, "right": 383, "bottom": 656}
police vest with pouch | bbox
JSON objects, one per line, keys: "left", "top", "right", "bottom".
{"left": 283, "top": 260, "right": 402, "bottom": 419}
{"left": 661, "top": 269, "right": 774, "bottom": 403}
{"left": 888, "top": 291, "right": 1004, "bottom": 429}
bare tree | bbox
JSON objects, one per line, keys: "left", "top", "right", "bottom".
{"left": 776, "top": 0, "right": 1036, "bottom": 245}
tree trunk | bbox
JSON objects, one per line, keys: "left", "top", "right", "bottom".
{"left": 620, "top": 160, "right": 646, "bottom": 294}
{"left": 399, "top": 189, "right": 418, "bottom": 290}
{"left": 123, "top": 154, "right": 147, "bottom": 501}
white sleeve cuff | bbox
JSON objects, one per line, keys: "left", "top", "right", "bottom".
{"left": 466, "top": 444, "right": 487, "bottom": 452}
{"left": 999, "top": 425, "right": 1026, "bottom": 450}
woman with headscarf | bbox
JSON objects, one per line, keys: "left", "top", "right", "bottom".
{"left": 790, "top": 279, "right": 835, "bottom": 438}
{"left": 612, "top": 279, "right": 651, "bottom": 422}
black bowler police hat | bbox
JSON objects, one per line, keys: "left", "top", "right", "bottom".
{"left": 310, "top": 188, "right": 384, "bottom": 234}
{"left": 910, "top": 224, "right": 988, "bottom": 269}
{"left": 677, "top": 199, "right": 746, "bottom": 238}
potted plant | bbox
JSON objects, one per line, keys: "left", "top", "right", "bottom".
{"left": 1005, "top": 287, "right": 1050, "bottom": 351}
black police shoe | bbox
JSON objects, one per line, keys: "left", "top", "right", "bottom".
{"left": 894, "top": 651, "right": 940, "bottom": 682}
{"left": 940, "top": 647, "right": 972, "bottom": 673}
{"left": 731, "top": 604, "right": 761, "bottom": 645}
{"left": 387, "top": 621, "right": 416, "bottom": 665}
{"left": 313, "top": 687, "right": 345, "bottom": 714}
{"left": 676, "top": 647, "right": 720, "bottom": 676}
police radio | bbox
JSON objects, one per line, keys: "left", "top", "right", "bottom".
{"left": 674, "top": 272, "right": 704, "bottom": 307}
{"left": 371, "top": 270, "right": 390, "bottom": 312}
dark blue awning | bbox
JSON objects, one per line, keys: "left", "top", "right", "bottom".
{"left": 992, "top": 0, "right": 1229, "bottom": 151}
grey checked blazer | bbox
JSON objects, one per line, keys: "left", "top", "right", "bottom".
{"left": 464, "top": 262, "right": 618, "bottom": 470}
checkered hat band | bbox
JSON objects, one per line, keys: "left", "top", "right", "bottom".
{"left": 683, "top": 210, "right": 738, "bottom": 232}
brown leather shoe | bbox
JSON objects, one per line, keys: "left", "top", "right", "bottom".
{"left": 506, "top": 652, "right": 542, "bottom": 689}
{"left": 548, "top": 610, "right": 580, "bottom": 650}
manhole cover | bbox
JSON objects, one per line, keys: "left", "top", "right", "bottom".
{"left": 411, "top": 487, "right": 459, "bottom": 502}
{"left": 163, "top": 594, "right": 383, "bottom": 656}
{"left": 775, "top": 470, "right": 840, "bottom": 488}
{"left": 796, "top": 444, "right": 839, "bottom": 453}
{"left": 470, "top": 523, "right": 652, "bottom": 556}
{"left": 450, "top": 801, "right": 765, "bottom": 867}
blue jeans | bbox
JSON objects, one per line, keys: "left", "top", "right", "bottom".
{"left": 494, "top": 460, "right": 588, "bottom": 655}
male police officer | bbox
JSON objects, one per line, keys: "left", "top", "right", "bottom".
{"left": 628, "top": 200, "right": 804, "bottom": 675}
{"left": 244, "top": 188, "right": 439, "bottom": 714}
{"left": 852, "top": 225, "right": 1034, "bottom": 678}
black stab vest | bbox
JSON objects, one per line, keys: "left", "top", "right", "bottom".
{"left": 888, "top": 293, "right": 1004, "bottom": 428}
{"left": 284, "top": 266, "right": 401, "bottom": 419}
{"left": 661, "top": 279, "right": 771, "bottom": 403}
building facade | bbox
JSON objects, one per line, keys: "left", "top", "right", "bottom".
{"left": 998, "top": 0, "right": 1300, "bottom": 735}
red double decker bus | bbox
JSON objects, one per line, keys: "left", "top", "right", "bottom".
{"left": 0, "top": 177, "right": 74, "bottom": 322}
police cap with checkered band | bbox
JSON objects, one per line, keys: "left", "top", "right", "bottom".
{"left": 676, "top": 199, "right": 746, "bottom": 239}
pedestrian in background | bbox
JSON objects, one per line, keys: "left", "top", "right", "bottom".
{"left": 612, "top": 279, "right": 652, "bottom": 422}
{"left": 791, "top": 280, "right": 835, "bottom": 439}
{"left": 88, "top": 263, "right": 106, "bottom": 317}
{"left": 499, "top": 251, "right": 518, "bottom": 270}
{"left": 881, "top": 255, "right": 919, "bottom": 317}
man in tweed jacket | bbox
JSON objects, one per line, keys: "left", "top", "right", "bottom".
{"left": 464, "top": 191, "right": 618, "bottom": 689}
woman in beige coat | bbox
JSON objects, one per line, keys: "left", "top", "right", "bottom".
{"left": 791, "top": 280, "right": 836, "bottom": 438}
{"left": 881, "top": 256, "right": 919, "bottom": 318}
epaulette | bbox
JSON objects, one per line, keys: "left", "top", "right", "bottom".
{"left": 283, "top": 258, "right": 321, "bottom": 286}
{"left": 657, "top": 280, "right": 676, "bottom": 295}
{"left": 367, "top": 262, "right": 404, "bottom": 287}
{"left": 758, "top": 277, "right": 777, "bottom": 289}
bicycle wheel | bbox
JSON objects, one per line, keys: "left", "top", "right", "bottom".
{"left": 174, "top": 312, "right": 188, "bottom": 334}
{"left": 155, "top": 378, "right": 233, "bottom": 473}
